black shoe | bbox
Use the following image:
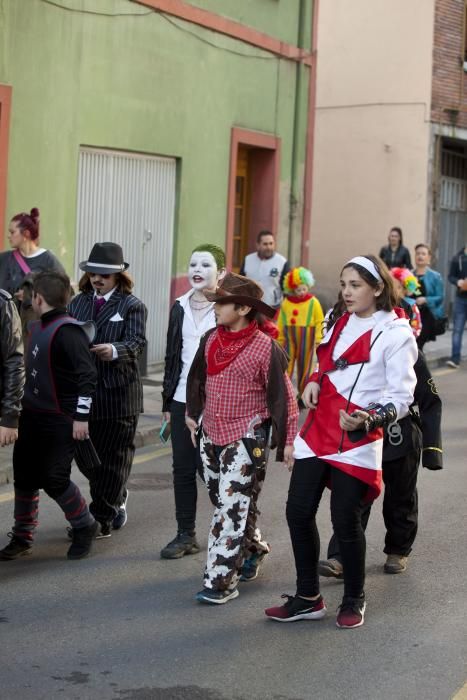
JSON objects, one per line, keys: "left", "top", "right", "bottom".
{"left": 160, "top": 532, "right": 200, "bottom": 559}
{"left": 196, "top": 587, "right": 239, "bottom": 604}
{"left": 318, "top": 558, "right": 344, "bottom": 579}
{"left": 240, "top": 550, "right": 269, "bottom": 582}
{"left": 67, "top": 522, "right": 99, "bottom": 560}
{"left": 96, "top": 522, "right": 112, "bottom": 539}
{"left": 0, "top": 533, "right": 32, "bottom": 560}
{"left": 112, "top": 491, "right": 128, "bottom": 530}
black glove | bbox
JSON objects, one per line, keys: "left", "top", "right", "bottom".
{"left": 348, "top": 402, "right": 397, "bottom": 443}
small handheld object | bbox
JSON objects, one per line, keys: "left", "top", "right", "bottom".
{"left": 159, "top": 420, "right": 171, "bottom": 444}
{"left": 348, "top": 402, "right": 397, "bottom": 443}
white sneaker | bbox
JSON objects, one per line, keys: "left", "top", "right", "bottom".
{"left": 446, "top": 360, "right": 460, "bottom": 369}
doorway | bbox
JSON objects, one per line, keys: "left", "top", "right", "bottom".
{"left": 226, "top": 128, "right": 281, "bottom": 272}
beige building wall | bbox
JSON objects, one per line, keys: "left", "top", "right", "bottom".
{"left": 311, "top": 0, "right": 436, "bottom": 307}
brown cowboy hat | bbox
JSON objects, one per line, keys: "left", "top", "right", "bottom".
{"left": 203, "top": 272, "right": 276, "bottom": 318}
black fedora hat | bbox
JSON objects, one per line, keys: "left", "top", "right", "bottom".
{"left": 79, "top": 242, "right": 129, "bottom": 275}
{"left": 203, "top": 272, "right": 275, "bottom": 318}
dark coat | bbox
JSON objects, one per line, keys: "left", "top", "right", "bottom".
{"left": 379, "top": 245, "right": 412, "bottom": 269}
{"left": 0, "top": 290, "right": 25, "bottom": 428}
{"left": 161, "top": 301, "right": 184, "bottom": 412}
{"left": 448, "top": 248, "right": 467, "bottom": 299}
{"left": 69, "top": 290, "right": 147, "bottom": 419}
{"left": 383, "top": 350, "right": 442, "bottom": 469}
{"left": 186, "top": 328, "right": 290, "bottom": 461}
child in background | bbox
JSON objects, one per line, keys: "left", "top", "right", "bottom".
{"left": 390, "top": 267, "right": 422, "bottom": 338}
{"left": 277, "top": 267, "right": 324, "bottom": 396}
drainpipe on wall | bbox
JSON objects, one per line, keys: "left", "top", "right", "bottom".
{"left": 300, "top": 0, "right": 319, "bottom": 267}
{"left": 287, "top": 0, "right": 307, "bottom": 263}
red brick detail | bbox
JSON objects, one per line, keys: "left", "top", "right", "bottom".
{"left": 431, "top": 0, "right": 467, "bottom": 127}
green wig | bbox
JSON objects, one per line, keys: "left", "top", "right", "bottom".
{"left": 191, "top": 244, "right": 226, "bottom": 270}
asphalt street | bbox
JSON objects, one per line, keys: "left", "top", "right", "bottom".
{"left": 0, "top": 366, "right": 466, "bottom": 700}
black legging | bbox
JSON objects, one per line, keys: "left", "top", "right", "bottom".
{"left": 170, "top": 399, "right": 201, "bottom": 533}
{"left": 286, "top": 457, "right": 368, "bottom": 599}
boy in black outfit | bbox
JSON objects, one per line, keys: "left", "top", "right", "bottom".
{"left": 0, "top": 271, "right": 98, "bottom": 561}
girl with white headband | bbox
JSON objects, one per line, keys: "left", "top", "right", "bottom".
{"left": 265, "top": 254, "right": 417, "bottom": 629}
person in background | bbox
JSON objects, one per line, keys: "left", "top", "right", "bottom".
{"left": 240, "top": 230, "right": 290, "bottom": 311}
{"left": 390, "top": 267, "right": 422, "bottom": 339}
{"left": 0, "top": 209, "right": 65, "bottom": 334}
{"left": 413, "top": 244, "right": 445, "bottom": 350}
{"left": 379, "top": 227, "right": 412, "bottom": 269}
{"left": 277, "top": 266, "right": 324, "bottom": 399}
{"left": 446, "top": 242, "right": 467, "bottom": 369}
{"left": 70, "top": 243, "right": 147, "bottom": 538}
{"left": 160, "top": 244, "right": 226, "bottom": 560}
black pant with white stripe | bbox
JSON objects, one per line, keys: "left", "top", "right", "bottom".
{"left": 76, "top": 416, "right": 138, "bottom": 525}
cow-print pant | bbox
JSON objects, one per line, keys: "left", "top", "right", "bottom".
{"left": 199, "top": 433, "right": 270, "bottom": 592}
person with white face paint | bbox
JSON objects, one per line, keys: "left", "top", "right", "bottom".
{"left": 161, "top": 244, "right": 226, "bottom": 559}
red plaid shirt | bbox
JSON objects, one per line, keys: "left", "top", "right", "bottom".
{"left": 203, "top": 329, "right": 298, "bottom": 446}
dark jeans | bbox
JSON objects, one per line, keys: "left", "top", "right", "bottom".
{"left": 13, "top": 411, "right": 75, "bottom": 499}
{"left": 451, "top": 296, "right": 467, "bottom": 363}
{"left": 170, "top": 400, "right": 200, "bottom": 533}
{"left": 286, "top": 457, "right": 368, "bottom": 599}
{"left": 328, "top": 449, "right": 420, "bottom": 561}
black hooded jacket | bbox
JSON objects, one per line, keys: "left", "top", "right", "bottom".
{"left": 0, "top": 290, "right": 25, "bottom": 428}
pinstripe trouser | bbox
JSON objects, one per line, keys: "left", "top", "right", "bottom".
{"left": 75, "top": 415, "right": 138, "bottom": 524}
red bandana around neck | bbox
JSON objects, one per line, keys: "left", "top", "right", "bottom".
{"left": 286, "top": 293, "right": 313, "bottom": 304}
{"left": 207, "top": 320, "right": 258, "bottom": 375}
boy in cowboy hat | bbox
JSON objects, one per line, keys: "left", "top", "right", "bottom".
{"left": 186, "top": 272, "right": 298, "bottom": 604}
{"left": 69, "top": 242, "right": 147, "bottom": 537}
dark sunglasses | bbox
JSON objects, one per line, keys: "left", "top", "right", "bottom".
{"left": 89, "top": 273, "right": 111, "bottom": 279}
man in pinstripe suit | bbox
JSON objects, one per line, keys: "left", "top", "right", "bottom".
{"left": 70, "top": 242, "right": 147, "bottom": 537}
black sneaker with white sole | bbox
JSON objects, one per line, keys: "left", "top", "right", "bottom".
{"left": 195, "top": 587, "right": 239, "bottom": 604}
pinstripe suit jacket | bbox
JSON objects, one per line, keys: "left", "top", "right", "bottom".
{"left": 69, "top": 290, "right": 147, "bottom": 419}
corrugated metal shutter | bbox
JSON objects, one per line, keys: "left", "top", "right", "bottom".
{"left": 75, "top": 147, "right": 176, "bottom": 364}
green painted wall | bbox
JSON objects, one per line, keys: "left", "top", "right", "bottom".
{"left": 189, "top": 0, "right": 312, "bottom": 48}
{"left": 0, "top": 0, "right": 312, "bottom": 277}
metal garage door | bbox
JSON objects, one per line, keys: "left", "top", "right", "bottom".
{"left": 75, "top": 147, "right": 176, "bottom": 365}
